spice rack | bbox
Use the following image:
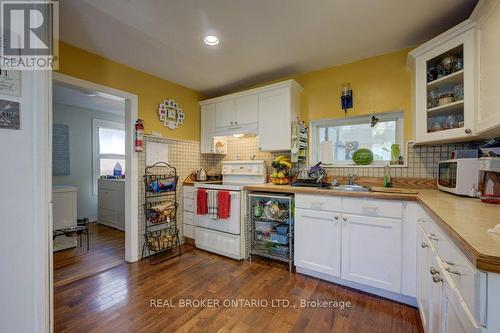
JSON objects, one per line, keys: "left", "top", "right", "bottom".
{"left": 247, "top": 192, "right": 294, "bottom": 272}
{"left": 291, "top": 121, "right": 308, "bottom": 163}
{"left": 142, "top": 162, "right": 181, "bottom": 264}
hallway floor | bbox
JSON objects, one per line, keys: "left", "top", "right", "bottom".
{"left": 53, "top": 223, "right": 125, "bottom": 287}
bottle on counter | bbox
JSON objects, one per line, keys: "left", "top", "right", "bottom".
{"left": 384, "top": 165, "right": 392, "bottom": 188}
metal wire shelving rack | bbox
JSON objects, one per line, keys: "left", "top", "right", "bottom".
{"left": 142, "top": 162, "right": 181, "bottom": 264}
{"left": 248, "top": 192, "right": 294, "bottom": 272}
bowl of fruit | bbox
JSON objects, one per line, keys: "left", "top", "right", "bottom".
{"left": 270, "top": 155, "right": 293, "bottom": 185}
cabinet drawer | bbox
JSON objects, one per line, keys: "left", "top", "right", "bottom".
{"left": 439, "top": 234, "right": 485, "bottom": 325}
{"left": 184, "top": 199, "right": 194, "bottom": 213}
{"left": 183, "top": 211, "right": 194, "bottom": 225}
{"left": 98, "top": 207, "right": 117, "bottom": 224}
{"left": 295, "top": 194, "right": 341, "bottom": 212}
{"left": 418, "top": 212, "right": 486, "bottom": 326}
{"left": 183, "top": 224, "right": 194, "bottom": 238}
{"left": 342, "top": 198, "right": 403, "bottom": 219}
{"left": 183, "top": 186, "right": 195, "bottom": 200}
{"left": 98, "top": 189, "right": 115, "bottom": 209}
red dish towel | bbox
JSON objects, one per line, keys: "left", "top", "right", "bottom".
{"left": 196, "top": 189, "right": 208, "bottom": 215}
{"left": 217, "top": 191, "right": 231, "bottom": 219}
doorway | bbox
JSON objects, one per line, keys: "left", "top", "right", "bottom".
{"left": 51, "top": 73, "right": 139, "bottom": 286}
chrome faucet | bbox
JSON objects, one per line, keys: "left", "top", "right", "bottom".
{"left": 347, "top": 174, "right": 357, "bottom": 185}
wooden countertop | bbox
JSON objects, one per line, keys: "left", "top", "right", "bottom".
{"left": 244, "top": 183, "right": 500, "bottom": 274}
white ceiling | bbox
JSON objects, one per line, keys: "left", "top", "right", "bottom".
{"left": 60, "top": 0, "right": 478, "bottom": 96}
{"left": 53, "top": 83, "right": 125, "bottom": 115}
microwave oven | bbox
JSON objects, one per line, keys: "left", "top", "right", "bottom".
{"left": 437, "top": 159, "right": 481, "bottom": 196}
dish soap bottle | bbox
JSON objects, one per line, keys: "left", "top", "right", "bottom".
{"left": 384, "top": 165, "right": 392, "bottom": 188}
{"left": 113, "top": 162, "right": 122, "bottom": 177}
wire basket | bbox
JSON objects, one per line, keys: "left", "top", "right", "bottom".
{"left": 144, "top": 201, "right": 177, "bottom": 225}
{"left": 145, "top": 227, "right": 179, "bottom": 252}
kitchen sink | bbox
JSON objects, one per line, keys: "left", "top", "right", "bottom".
{"left": 330, "top": 184, "right": 370, "bottom": 192}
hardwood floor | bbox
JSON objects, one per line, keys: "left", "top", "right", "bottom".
{"left": 53, "top": 223, "right": 125, "bottom": 287}
{"left": 54, "top": 246, "right": 424, "bottom": 333}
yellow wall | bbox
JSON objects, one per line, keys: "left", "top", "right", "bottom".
{"left": 57, "top": 42, "right": 205, "bottom": 141}
{"left": 250, "top": 48, "right": 414, "bottom": 141}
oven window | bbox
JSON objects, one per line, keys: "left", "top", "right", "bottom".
{"left": 438, "top": 162, "right": 457, "bottom": 188}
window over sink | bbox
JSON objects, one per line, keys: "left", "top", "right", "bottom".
{"left": 310, "top": 112, "right": 404, "bottom": 166}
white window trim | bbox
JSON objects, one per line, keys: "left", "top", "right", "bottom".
{"left": 92, "top": 118, "right": 125, "bottom": 196}
{"left": 309, "top": 111, "right": 404, "bottom": 167}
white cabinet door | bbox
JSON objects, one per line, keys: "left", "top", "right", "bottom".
{"left": 295, "top": 209, "right": 341, "bottom": 277}
{"left": 236, "top": 94, "right": 258, "bottom": 125}
{"left": 411, "top": 25, "right": 477, "bottom": 143}
{"left": 443, "top": 280, "right": 482, "bottom": 333}
{"left": 417, "top": 226, "right": 432, "bottom": 332}
{"left": 215, "top": 99, "right": 237, "bottom": 128}
{"left": 341, "top": 214, "right": 402, "bottom": 293}
{"left": 477, "top": 1, "right": 500, "bottom": 134}
{"left": 428, "top": 255, "right": 445, "bottom": 333}
{"left": 201, "top": 104, "right": 215, "bottom": 154}
{"left": 258, "top": 88, "right": 291, "bottom": 151}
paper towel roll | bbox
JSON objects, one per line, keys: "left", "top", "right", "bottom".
{"left": 320, "top": 141, "right": 333, "bottom": 163}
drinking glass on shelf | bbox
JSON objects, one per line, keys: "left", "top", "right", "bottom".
{"left": 454, "top": 58, "right": 464, "bottom": 72}
{"left": 454, "top": 84, "right": 464, "bottom": 101}
{"left": 428, "top": 91, "right": 439, "bottom": 108}
{"left": 446, "top": 115, "right": 457, "bottom": 129}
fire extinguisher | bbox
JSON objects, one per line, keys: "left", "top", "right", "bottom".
{"left": 135, "top": 119, "right": 144, "bottom": 152}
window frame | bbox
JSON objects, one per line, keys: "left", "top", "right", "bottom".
{"left": 309, "top": 111, "right": 404, "bottom": 167}
{"left": 92, "top": 118, "right": 125, "bottom": 195}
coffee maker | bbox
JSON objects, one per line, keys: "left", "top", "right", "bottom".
{"left": 478, "top": 158, "right": 500, "bottom": 204}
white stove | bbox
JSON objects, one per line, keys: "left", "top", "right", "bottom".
{"left": 193, "top": 160, "right": 266, "bottom": 259}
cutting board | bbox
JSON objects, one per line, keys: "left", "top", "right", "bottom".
{"left": 370, "top": 186, "right": 419, "bottom": 195}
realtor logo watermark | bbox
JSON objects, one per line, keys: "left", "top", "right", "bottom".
{"left": 0, "top": 1, "right": 59, "bottom": 70}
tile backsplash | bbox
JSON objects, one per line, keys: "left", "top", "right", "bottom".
{"left": 138, "top": 136, "right": 203, "bottom": 251}
{"left": 202, "top": 136, "right": 292, "bottom": 176}
{"left": 202, "top": 136, "right": 485, "bottom": 180}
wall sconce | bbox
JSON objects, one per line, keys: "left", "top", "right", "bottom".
{"left": 341, "top": 83, "right": 353, "bottom": 113}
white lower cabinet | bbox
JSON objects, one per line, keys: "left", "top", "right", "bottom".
{"left": 294, "top": 195, "right": 405, "bottom": 297}
{"left": 183, "top": 185, "right": 195, "bottom": 239}
{"left": 295, "top": 209, "right": 341, "bottom": 277}
{"left": 417, "top": 221, "right": 483, "bottom": 333}
{"left": 340, "top": 214, "right": 402, "bottom": 293}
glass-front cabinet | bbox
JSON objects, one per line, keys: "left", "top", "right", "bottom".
{"left": 409, "top": 21, "right": 477, "bottom": 143}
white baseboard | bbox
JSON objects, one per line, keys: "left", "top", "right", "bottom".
{"left": 296, "top": 267, "right": 417, "bottom": 307}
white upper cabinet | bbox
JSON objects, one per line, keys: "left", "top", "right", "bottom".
{"left": 408, "top": 20, "right": 477, "bottom": 143}
{"left": 201, "top": 104, "right": 216, "bottom": 154}
{"left": 200, "top": 104, "right": 226, "bottom": 154}
{"left": 258, "top": 81, "right": 302, "bottom": 151}
{"left": 199, "top": 80, "right": 302, "bottom": 152}
{"left": 215, "top": 99, "right": 237, "bottom": 128}
{"left": 475, "top": 0, "right": 500, "bottom": 135}
{"left": 236, "top": 94, "right": 259, "bottom": 125}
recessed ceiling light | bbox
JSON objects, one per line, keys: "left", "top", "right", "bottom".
{"left": 203, "top": 35, "right": 219, "bottom": 46}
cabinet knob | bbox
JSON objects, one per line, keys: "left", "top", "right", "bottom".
{"left": 334, "top": 216, "right": 339, "bottom": 220}
{"left": 230, "top": 121, "right": 234, "bottom": 125}
{"left": 445, "top": 266, "right": 461, "bottom": 276}
{"left": 465, "top": 128, "right": 472, "bottom": 134}
{"left": 429, "top": 267, "right": 440, "bottom": 275}
{"left": 235, "top": 121, "right": 238, "bottom": 125}
{"left": 432, "top": 276, "right": 443, "bottom": 283}
{"left": 421, "top": 242, "right": 428, "bottom": 248}
{"left": 342, "top": 217, "right": 348, "bottom": 222}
